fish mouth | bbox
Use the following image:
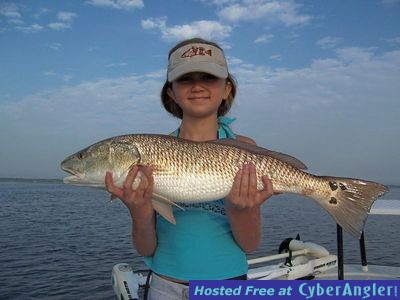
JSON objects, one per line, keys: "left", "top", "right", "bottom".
{"left": 62, "top": 174, "right": 104, "bottom": 188}
{"left": 63, "top": 174, "right": 83, "bottom": 184}
{"left": 62, "top": 172, "right": 85, "bottom": 185}
{"left": 61, "top": 165, "right": 104, "bottom": 187}
{"left": 60, "top": 163, "right": 84, "bottom": 184}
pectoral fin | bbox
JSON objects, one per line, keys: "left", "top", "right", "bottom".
{"left": 151, "top": 199, "right": 176, "bottom": 224}
{"left": 151, "top": 192, "right": 184, "bottom": 225}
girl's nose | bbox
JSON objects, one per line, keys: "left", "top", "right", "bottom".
{"left": 190, "top": 79, "right": 206, "bottom": 91}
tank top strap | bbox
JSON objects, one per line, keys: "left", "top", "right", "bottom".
{"left": 217, "top": 116, "right": 236, "bottom": 139}
{"left": 170, "top": 128, "right": 180, "bottom": 137}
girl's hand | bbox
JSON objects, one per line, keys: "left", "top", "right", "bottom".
{"left": 105, "top": 166, "right": 154, "bottom": 215}
{"left": 225, "top": 162, "right": 274, "bottom": 209}
{"left": 106, "top": 166, "right": 157, "bottom": 256}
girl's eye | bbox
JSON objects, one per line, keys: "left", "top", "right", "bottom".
{"left": 201, "top": 74, "right": 218, "bottom": 82}
{"left": 176, "top": 74, "right": 219, "bottom": 83}
{"left": 176, "top": 75, "right": 192, "bottom": 83}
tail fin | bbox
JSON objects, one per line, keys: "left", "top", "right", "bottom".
{"left": 318, "top": 177, "right": 388, "bottom": 238}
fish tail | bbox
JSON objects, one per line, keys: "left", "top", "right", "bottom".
{"left": 317, "top": 176, "right": 388, "bottom": 238}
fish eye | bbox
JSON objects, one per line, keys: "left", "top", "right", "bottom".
{"left": 77, "top": 152, "right": 85, "bottom": 159}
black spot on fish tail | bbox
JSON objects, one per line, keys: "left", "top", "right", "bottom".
{"left": 339, "top": 183, "right": 347, "bottom": 190}
{"left": 329, "top": 181, "right": 338, "bottom": 191}
{"left": 329, "top": 197, "right": 338, "bottom": 205}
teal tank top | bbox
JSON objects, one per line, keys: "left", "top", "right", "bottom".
{"left": 143, "top": 117, "right": 248, "bottom": 280}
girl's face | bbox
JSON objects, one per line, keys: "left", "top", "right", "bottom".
{"left": 167, "top": 72, "right": 232, "bottom": 119}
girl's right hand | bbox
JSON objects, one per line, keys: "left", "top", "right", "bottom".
{"left": 105, "top": 166, "right": 155, "bottom": 217}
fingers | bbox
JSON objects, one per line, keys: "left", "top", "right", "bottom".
{"left": 123, "top": 166, "right": 139, "bottom": 190}
{"left": 239, "top": 163, "right": 258, "bottom": 201}
{"left": 105, "top": 165, "right": 154, "bottom": 208}
{"left": 141, "top": 166, "right": 154, "bottom": 199}
{"left": 259, "top": 175, "right": 274, "bottom": 201}
{"left": 227, "top": 162, "right": 274, "bottom": 209}
{"left": 105, "top": 171, "right": 123, "bottom": 199}
{"left": 239, "top": 163, "right": 250, "bottom": 200}
{"left": 248, "top": 163, "right": 258, "bottom": 199}
{"left": 230, "top": 167, "right": 242, "bottom": 197}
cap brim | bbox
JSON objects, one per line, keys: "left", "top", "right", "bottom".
{"left": 168, "top": 62, "right": 228, "bottom": 82}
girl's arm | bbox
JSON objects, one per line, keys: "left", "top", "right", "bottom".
{"left": 105, "top": 166, "right": 157, "bottom": 256}
{"left": 224, "top": 136, "right": 274, "bottom": 253}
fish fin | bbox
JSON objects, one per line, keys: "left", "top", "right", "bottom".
{"left": 152, "top": 192, "right": 185, "bottom": 211}
{"left": 151, "top": 192, "right": 185, "bottom": 224}
{"left": 316, "top": 176, "right": 388, "bottom": 238}
{"left": 151, "top": 199, "right": 176, "bottom": 224}
{"left": 211, "top": 139, "right": 308, "bottom": 170}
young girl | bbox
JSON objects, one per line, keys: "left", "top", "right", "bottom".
{"left": 105, "top": 38, "right": 274, "bottom": 299}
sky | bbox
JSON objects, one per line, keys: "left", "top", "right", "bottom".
{"left": 0, "top": 0, "right": 399, "bottom": 185}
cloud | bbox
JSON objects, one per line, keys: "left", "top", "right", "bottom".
{"left": 141, "top": 17, "right": 167, "bottom": 30}
{"left": 43, "top": 71, "right": 57, "bottom": 76}
{"left": 217, "top": 0, "right": 311, "bottom": 26}
{"left": 105, "top": 62, "right": 129, "bottom": 67}
{"left": 7, "top": 17, "right": 24, "bottom": 25}
{"left": 5, "top": 8, "right": 77, "bottom": 33}
{"left": 86, "top": 0, "right": 144, "bottom": 10}
{"left": 380, "top": 0, "right": 400, "bottom": 6}
{"left": 0, "top": 2, "right": 25, "bottom": 30}
{"left": 0, "top": 72, "right": 171, "bottom": 137}
{"left": 1, "top": 47, "right": 399, "bottom": 181}
{"left": 0, "top": 3, "right": 21, "bottom": 19}
{"left": 198, "top": 0, "right": 237, "bottom": 6}
{"left": 141, "top": 17, "right": 232, "bottom": 41}
{"left": 48, "top": 22, "right": 71, "bottom": 30}
{"left": 316, "top": 36, "right": 343, "bottom": 50}
{"left": 254, "top": 33, "right": 274, "bottom": 43}
{"left": 48, "top": 11, "right": 77, "bottom": 31}
{"left": 269, "top": 54, "right": 281, "bottom": 60}
{"left": 57, "top": 11, "right": 77, "bottom": 22}
{"left": 15, "top": 23, "right": 44, "bottom": 33}
{"left": 230, "top": 48, "right": 400, "bottom": 112}
{"left": 48, "top": 43, "right": 62, "bottom": 50}
{"left": 33, "top": 8, "right": 50, "bottom": 20}
{"left": 387, "top": 36, "right": 400, "bottom": 45}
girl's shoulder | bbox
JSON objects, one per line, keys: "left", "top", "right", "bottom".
{"left": 235, "top": 134, "right": 257, "bottom": 145}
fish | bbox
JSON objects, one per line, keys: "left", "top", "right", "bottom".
{"left": 60, "top": 134, "right": 388, "bottom": 238}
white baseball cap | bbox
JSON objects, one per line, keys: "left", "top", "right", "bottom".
{"left": 167, "top": 42, "right": 228, "bottom": 82}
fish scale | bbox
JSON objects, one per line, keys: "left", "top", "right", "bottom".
{"left": 61, "top": 134, "right": 388, "bottom": 238}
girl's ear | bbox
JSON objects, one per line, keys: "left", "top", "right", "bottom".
{"left": 167, "top": 86, "right": 176, "bottom": 101}
{"left": 223, "top": 81, "right": 232, "bottom": 99}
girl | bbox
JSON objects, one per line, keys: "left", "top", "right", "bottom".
{"left": 106, "top": 38, "right": 274, "bottom": 299}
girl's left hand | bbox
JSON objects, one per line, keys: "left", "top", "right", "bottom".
{"left": 225, "top": 162, "right": 274, "bottom": 209}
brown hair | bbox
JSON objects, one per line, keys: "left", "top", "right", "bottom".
{"left": 161, "top": 38, "right": 237, "bottom": 119}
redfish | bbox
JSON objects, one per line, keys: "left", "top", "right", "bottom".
{"left": 61, "top": 134, "right": 388, "bottom": 238}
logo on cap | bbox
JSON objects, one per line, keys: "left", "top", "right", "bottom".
{"left": 181, "top": 46, "right": 212, "bottom": 58}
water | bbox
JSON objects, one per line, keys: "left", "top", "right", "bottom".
{"left": 1, "top": 179, "right": 399, "bottom": 299}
